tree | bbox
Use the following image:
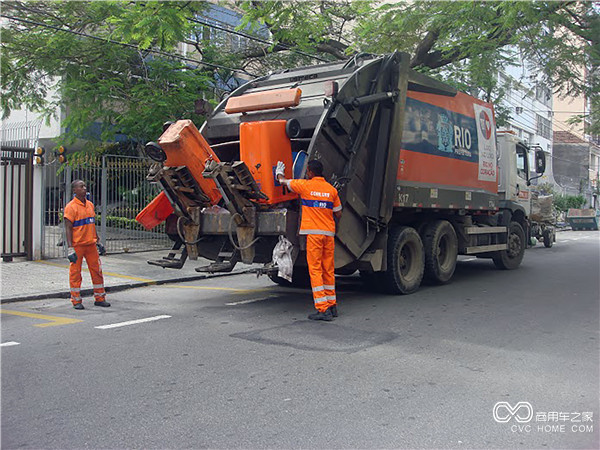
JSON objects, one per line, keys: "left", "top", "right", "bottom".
{"left": 2, "top": 1, "right": 598, "bottom": 150}
{"left": 1, "top": 1, "right": 218, "bottom": 150}
{"left": 238, "top": 1, "right": 598, "bottom": 128}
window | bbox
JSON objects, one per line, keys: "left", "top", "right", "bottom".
{"left": 535, "top": 84, "right": 551, "bottom": 106}
{"left": 516, "top": 144, "right": 529, "bottom": 180}
{"left": 201, "top": 25, "right": 212, "bottom": 41}
{"left": 230, "top": 34, "right": 249, "bottom": 52}
{"left": 536, "top": 114, "right": 552, "bottom": 140}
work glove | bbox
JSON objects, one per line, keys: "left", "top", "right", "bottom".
{"left": 275, "top": 161, "right": 286, "bottom": 178}
{"left": 97, "top": 243, "right": 106, "bottom": 256}
{"left": 67, "top": 247, "right": 78, "bottom": 264}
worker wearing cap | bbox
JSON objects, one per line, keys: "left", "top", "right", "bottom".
{"left": 63, "top": 180, "right": 110, "bottom": 310}
{"left": 276, "top": 160, "right": 342, "bottom": 321}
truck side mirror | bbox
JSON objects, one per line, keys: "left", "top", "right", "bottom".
{"left": 535, "top": 149, "right": 546, "bottom": 174}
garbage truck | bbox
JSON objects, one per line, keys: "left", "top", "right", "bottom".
{"left": 136, "top": 52, "right": 546, "bottom": 294}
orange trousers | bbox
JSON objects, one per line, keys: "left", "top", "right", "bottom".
{"left": 306, "top": 234, "right": 336, "bottom": 312}
{"left": 69, "top": 244, "right": 106, "bottom": 305}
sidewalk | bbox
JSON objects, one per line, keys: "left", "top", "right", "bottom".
{"left": 0, "top": 250, "right": 261, "bottom": 303}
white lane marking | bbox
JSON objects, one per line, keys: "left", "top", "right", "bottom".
{"left": 1, "top": 342, "right": 20, "bottom": 347}
{"left": 226, "top": 295, "right": 277, "bottom": 306}
{"left": 95, "top": 315, "right": 171, "bottom": 330}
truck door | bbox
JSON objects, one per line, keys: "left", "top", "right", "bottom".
{"left": 515, "top": 142, "right": 532, "bottom": 215}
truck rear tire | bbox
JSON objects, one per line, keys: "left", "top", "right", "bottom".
{"left": 423, "top": 220, "right": 458, "bottom": 284}
{"left": 543, "top": 229, "right": 553, "bottom": 248}
{"left": 493, "top": 222, "right": 525, "bottom": 270}
{"left": 383, "top": 226, "right": 424, "bottom": 294}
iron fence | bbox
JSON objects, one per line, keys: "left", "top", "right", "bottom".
{"left": 1, "top": 119, "right": 42, "bottom": 149}
{"left": 42, "top": 154, "right": 171, "bottom": 259}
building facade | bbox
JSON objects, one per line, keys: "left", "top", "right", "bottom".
{"left": 497, "top": 58, "right": 556, "bottom": 187}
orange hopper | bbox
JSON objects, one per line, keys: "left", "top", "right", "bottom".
{"left": 158, "top": 120, "right": 222, "bottom": 205}
{"left": 136, "top": 191, "right": 173, "bottom": 230}
{"left": 240, "top": 120, "right": 297, "bottom": 205}
{"left": 136, "top": 120, "right": 222, "bottom": 229}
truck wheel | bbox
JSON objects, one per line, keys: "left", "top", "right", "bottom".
{"left": 493, "top": 222, "right": 526, "bottom": 270}
{"left": 383, "top": 226, "right": 424, "bottom": 294}
{"left": 543, "top": 229, "right": 553, "bottom": 248}
{"left": 423, "top": 220, "right": 458, "bottom": 284}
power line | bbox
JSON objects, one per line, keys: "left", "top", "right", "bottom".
{"left": 0, "top": 14, "right": 258, "bottom": 77}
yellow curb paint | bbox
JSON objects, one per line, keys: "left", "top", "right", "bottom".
{"left": 35, "top": 260, "right": 154, "bottom": 282}
{"left": 0, "top": 310, "right": 83, "bottom": 327}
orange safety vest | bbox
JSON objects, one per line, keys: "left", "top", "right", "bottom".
{"left": 63, "top": 197, "right": 98, "bottom": 246}
{"left": 289, "top": 177, "right": 341, "bottom": 236}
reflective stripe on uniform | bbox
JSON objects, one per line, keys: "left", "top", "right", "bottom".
{"left": 94, "top": 292, "right": 106, "bottom": 298}
{"left": 333, "top": 205, "right": 342, "bottom": 212}
{"left": 314, "top": 298, "right": 329, "bottom": 305}
{"left": 70, "top": 288, "right": 81, "bottom": 293}
{"left": 93, "top": 284, "right": 104, "bottom": 289}
{"left": 312, "top": 285, "right": 325, "bottom": 293}
{"left": 323, "top": 285, "right": 335, "bottom": 290}
{"left": 72, "top": 216, "right": 95, "bottom": 227}
{"left": 301, "top": 199, "right": 333, "bottom": 209}
{"left": 299, "top": 229, "right": 335, "bottom": 236}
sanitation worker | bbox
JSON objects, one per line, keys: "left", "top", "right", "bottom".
{"left": 63, "top": 180, "right": 110, "bottom": 310}
{"left": 276, "top": 160, "right": 342, "bottom": 321}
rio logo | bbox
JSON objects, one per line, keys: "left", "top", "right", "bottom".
{"left": 479, "top": 110, "right": 493, "bottom": 140}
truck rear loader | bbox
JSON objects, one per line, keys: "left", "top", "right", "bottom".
{"left": 137, "top": 52, "right": 546, "bottom": 294}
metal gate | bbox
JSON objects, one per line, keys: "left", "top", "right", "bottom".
{"left": 1, "top": 147, "right": 34, "bottom": 261}
{"left": 42, "top": 155, "right": 171, "bottom": 259}
{"left": 1, "top": 119, "right": 41, "bottom": 261}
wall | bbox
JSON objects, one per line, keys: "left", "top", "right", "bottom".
{"left": 553, "top": 131, "right": 592, "bottom": 203}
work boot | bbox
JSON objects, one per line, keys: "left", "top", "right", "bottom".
{"left": 94, "top": 300, "right": 111, "bottom": 307}
{"left": 329, "top": 305, "right": 338, "bottom": 317}
{"left": 308, "top": 309, "right": 333, "bottom": 321}
{"left": 73, "top": 303, "right": 85, "bottom": 310}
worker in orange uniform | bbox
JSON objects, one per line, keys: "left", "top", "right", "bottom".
{"left": 63, "top": 180, "right": 110, "bottom": 310}
{"left": 276, "top": 160, "right": 342, "bottom": 321}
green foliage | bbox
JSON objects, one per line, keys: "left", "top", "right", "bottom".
{"left": 533, "top": 183, "right": 588, "bottom": 212}
{"left": 1, "top": 1, "right": 213, "bottom": 148}
{"left": 97, "top": 215, "right": 146, "bottom": 232}
{"left": 2, "top": 0, "right": 598, "bottom": 146}
{"left": 239, "top": 0, "right": 598, "bottom": 129}
{"left": 554, "top": 194, "right": 586, "bottom": 212}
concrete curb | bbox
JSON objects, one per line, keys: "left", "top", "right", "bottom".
{"left": 0, "top": 268, "right": 256, "bottom": 304}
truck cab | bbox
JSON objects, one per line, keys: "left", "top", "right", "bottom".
{"left": 497, "top": 131, "right": 547, "bottom": 216}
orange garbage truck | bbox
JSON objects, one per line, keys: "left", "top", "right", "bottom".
{"left": 137, "top": 52, "right": 546, "bottom": 294}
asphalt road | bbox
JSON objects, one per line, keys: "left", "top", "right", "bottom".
{"left": 2, "top": 231, "right": 599, "bottom": 449}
